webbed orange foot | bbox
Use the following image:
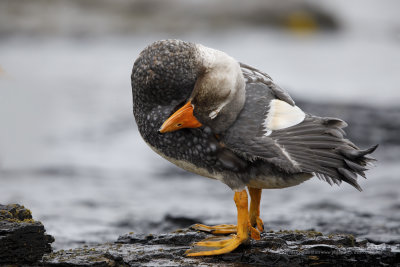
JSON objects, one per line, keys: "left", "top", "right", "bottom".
{"left": 248, "top": 222, "right": 261, "bottom": 240}
{"left": 192, "top": 223, "right": 261, "bottom": 239}
{"left": 187, "top": 190, "right": 253, "bottom": 256}
{"left": 255, "top": 216, "right": 264, "bottom": 232}
{"left": 185, "top": 234, "right": 246, "bottom": 256}
{"left": 191, "top": 223, "right": 236, "bottom": 235}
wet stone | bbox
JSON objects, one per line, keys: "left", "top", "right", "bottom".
{"left": 42, "top": 228, "right": 400, "bottom": 267}
{"left": 0, "top": 204, "right": 54, "bottom": 265}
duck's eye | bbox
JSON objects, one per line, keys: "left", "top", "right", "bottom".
{"left": 176, "top": 123, "right": 182, "bottom": 127}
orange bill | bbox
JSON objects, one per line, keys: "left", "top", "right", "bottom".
{"left": 159, "top": 101, "right": 202, "bottom": 133}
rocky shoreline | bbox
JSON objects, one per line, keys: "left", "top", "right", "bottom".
{"left": 0, "top": 204, "right": 54, "bottom": 264}
{"left": 1, "top": 204, "right": 399, "bottom": 266}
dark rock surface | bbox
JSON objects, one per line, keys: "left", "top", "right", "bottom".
{"left": 42, "top": 228, "right": 400, "bottom": 267}
{"left": 0, "top": 204, "right": 54, "bottom": 264}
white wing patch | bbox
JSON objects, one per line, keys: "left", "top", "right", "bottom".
{"left": 263, "top": 99, "right": 305, "bottom": 134}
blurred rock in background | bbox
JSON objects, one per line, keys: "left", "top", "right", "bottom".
{"left": 0, "top": 0, "right": 338, "bottom": 38}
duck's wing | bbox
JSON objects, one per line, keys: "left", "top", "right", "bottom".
{"left": 224, "top": 82, "right": 377, "bottom": 191}
{"left": 240, "top": 62, "right": 295, "bottom": 106}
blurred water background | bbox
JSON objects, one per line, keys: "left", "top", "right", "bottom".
{"left": 0, "top": 0, "right": 399, "bottom": 249}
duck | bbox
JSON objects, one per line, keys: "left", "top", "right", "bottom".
{"left": 131, "top": 39, "right": 377, "bottom": 256}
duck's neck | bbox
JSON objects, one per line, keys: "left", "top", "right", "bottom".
{"left": 192, "top": 44, "right": 246, "bottom": 133}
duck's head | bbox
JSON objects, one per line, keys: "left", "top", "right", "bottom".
{"left": 132, "top": 39, "right": 245, "bottom": 134}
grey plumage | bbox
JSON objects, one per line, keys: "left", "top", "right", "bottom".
{"left": 224, "top": 81, "right": 377, "bottom": 191}
{"left": 132, "top": 39, "right": 377, "bottom": 191}
{"left": 240, "top": 63, "right": 295, "bottom": 106}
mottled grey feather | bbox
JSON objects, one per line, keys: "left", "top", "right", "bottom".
{"left": 224, "top": 81, "right": 377, "bottom": 191}
{"left": 132, "top": 39, "right": 377, "bottom": 191}
{"left": 240, "top": 62, "right": 295, "bottom": 106}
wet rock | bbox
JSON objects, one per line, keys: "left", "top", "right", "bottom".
{"left": 0, "top": 204, "right": 54, "bottom": 265}
{"left": 42, "top": 228, "right": 400, "bottom": 266}
{"left": 117, "top": 229, "right": 209, "bottom": 246}
{"left": 148, "top": 214, "right": 204, "bottom": 233}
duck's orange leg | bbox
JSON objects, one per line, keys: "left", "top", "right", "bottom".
{"left": 248, "top": 187, "right": 264, "bottom": 232}
{"left": 186, "top": 190, "right": 252, "bottom": 256}
{"left": 191, "top": 187, "right": 264, "bottom": 236}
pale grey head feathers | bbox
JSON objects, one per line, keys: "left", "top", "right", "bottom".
{"left": 191, "top": 44, "right": 246, "bottom": 133}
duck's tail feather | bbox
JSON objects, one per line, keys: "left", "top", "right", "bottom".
{"left": 271, "top": 116, "right": 378, "bottom": 191}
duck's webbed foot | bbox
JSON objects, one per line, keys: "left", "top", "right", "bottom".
{"left": 191, "top": 224, "right": 236, "bottom": 235}
{"left": 186, "top": 190, "right": 259, "bottom": 256}
{"left": 185, "top": 234, "right": 246, "bottom": 256}
{"left": 191, "top": 223, "right": 261, "bottom": 239}
{"left": 252, "top": 217, "right": 264, "bottom": 232}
